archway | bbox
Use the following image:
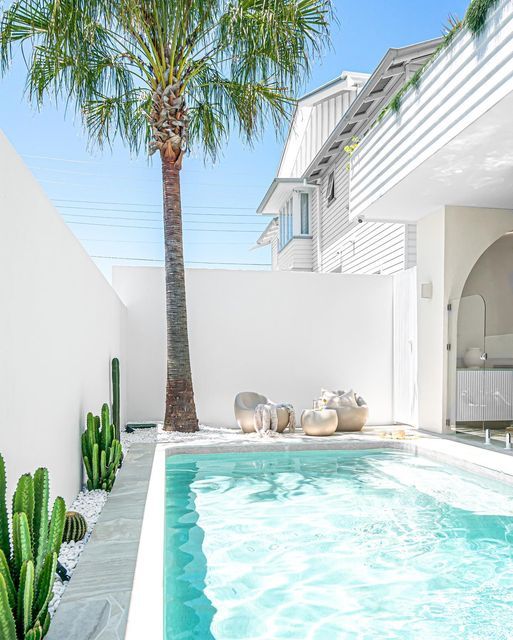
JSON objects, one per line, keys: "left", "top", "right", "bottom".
{"left": 449, "top": 232, "right": 513, "bottom": 445}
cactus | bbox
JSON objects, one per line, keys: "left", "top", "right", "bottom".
{"left": 0, "top": 456, "right": 65, "bottom": 639}
{"left": 0, "top": 454, "right": 10, "bottom": 564}
{"left": 81, "top": 404, "right": 122, "bottom": 491}
{"left": 112, "top": 358, "right": 121, "bottom": 440}
{"left": 17, "top": 560, "right": 34, "bottom": 635}
{"left": 32, "top": 470, "right": 49, "bottom": 578}
{"left": 12, "top": 513, "right": 32, "bottom": 587}
{"left": 62, "top": 512, "right": 88, "bottom": 543}
{"left": 0, "top": 573, "right": 16, "bottom": 640}
{"left": 12, "top": 476, "right": 34, "bottom": 542}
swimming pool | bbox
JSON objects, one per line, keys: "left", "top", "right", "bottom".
{"left": 165, "top": 449, "right": 513, "bottom": 639}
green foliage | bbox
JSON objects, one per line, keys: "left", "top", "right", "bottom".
{"left": 0, "top": 457, "right": 65, "bottom": 639}
{"left": 12, "top": 476, "right": 34, "bottom": 541}
{"left": 12, "top": 514, "right": 32, "bottom": 587}
{"left": 0, "top": 574, "right": 17, "bottom": 640}
{"left": 376, "top": 0, "right": 497, "bottom": 123}
{"left": 62, "top": 512, "right": 88, "bottom": 544}
{"left": 46, "top": 499, "right": 66, "bottom": 559}
{"left": 0, "top": 0, "right": 333, "bottom": 162}
{"left": 343, "top": 136, "right": 360, "bottom": 171}
{"left": 82, "top": 405, "right": 122, "bottom": 491}
{"left": 32, "top": 470, "right": 49, "bottom": 578}
{"left": 0, "top": 551, "right": 15, "bottom": 610}
{"left": 17, "top": 561, "right": 34, "bottom": 635}
{"left": 442, "top": 13, "right": 464, "bottom": 45}
{"left": 112, "top": 358, "right": 121, "bottom": 441}
{"left": 466, "top": 0, "right": 500, "bottom": 34}
{"left": 0, "top": 454, "right": 10, "bottom": 563}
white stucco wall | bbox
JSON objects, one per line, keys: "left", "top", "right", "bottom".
{"left": 417, "top": 208, "right": 447, "bottom": 433}
{"left": 113, "top": 267, "right": 395, "bottom": 427}
{"left": 0, "top": 131, "right": 126, "bottom": 504}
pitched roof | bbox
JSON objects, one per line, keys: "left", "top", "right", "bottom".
{"left": 305, "top": 37, "right": 443, "bottom": 180}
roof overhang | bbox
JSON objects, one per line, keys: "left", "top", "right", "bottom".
{"left": 256, "top": 178, "right": 310, "bottom": 215}
{"left": 275, "top": 71, "right": 370, "bottom": 179}
{"left": 354, "top": 90, "right": 513, "bottom": 222}
{"left": 305, "top": 37, "right": 443, "bottom": 181}
{"left": 254, "top": 217, "right": 279, "bottom": 247}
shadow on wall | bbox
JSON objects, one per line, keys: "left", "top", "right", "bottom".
{"left": 113, "top": 267, "right": 395, "bottom": 428}
{"left": 458, "top": 232, "right": 513, "bottom": 365}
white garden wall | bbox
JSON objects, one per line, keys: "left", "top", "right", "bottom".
{"left": 113, "top": 267, "right": 394, "bottom": 428}
{"left": 0, "top": 131, "right": 125, "bottom": 504}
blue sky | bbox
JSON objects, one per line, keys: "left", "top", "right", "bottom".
{"left": 0, "top": 0, "right": 469, "bottom": 278}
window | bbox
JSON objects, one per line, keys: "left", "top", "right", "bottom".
{"left": 278, "top": 196, "right": 294, "bottom": 249}
{"left": 327, "top": 171, "right": 335, "bottom": 204}
{"left": 300, "top": 192, "right": 310, "bottom": 235}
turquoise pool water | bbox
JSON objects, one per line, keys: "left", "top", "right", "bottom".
{"left": 165, "top": 450, "right": 513, "bottom": 639}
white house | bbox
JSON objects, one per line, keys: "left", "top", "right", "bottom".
{"left": 2, "top": 0, "right": 513, "bottom": 506}
{"left": 256, "top": 38, "right": 441, "bottom": 274}
{"left": 349, "top": 0, "right": 513, "bottom": 439}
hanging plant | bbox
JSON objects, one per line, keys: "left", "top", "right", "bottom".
{"left": 466, "top": 0, "right": 500, "bottom": 34}
{"left": 375, "top": 0, "right": 498, "bottom": 123}
{"left": 343, "top": 136, "right": 360, "bottom": 171}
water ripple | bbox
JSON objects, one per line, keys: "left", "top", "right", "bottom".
{"left": 166, "top": 450, "right": 513, "bottom": 640}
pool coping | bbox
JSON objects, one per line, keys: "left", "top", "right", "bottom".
{"left": 46, "top": 443, "right": 157, "bottom": 640}
{"left": 49, "top": 430, "right": 513, "bottom": 639}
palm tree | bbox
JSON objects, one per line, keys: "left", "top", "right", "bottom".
{"left": 0, "top": 0, "right": 333, "bottom": 432}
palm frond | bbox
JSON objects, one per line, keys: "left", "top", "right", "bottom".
{"left": 1, "top": 0, "right": 334, "bottom": 160}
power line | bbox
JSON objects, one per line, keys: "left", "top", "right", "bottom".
{"left": 66, "top": 220, "right": 260, "bottom": 232}
{"left": 90, "top": 255, "right": 270, "bottom": 266}
{"left": 80, "top": 238, "right": 250, "bottom": 245}
{"left": 53, "top": 198, "right": 255, "bottom": 210}
{"left": 23, "top": 154, "right": 259, "bottom": 177}
{"left": 61, "top": 212, "right": 265, "bottom": 226}
{"left": 58, "top": 205, "right": 257, "bottom": 217}
{"left": 33, "top": 168, "right": 264, "bottom": 189}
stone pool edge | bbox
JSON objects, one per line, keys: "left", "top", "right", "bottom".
{"left": 46, "top": 443, "right": 157, "bottom": 640}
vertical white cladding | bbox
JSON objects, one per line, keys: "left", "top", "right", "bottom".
{"left": 281, "top": 90, "right": 354, "bottom": 180}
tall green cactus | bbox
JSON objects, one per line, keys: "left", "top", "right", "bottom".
{"left": 0, "top": 573, "right": 16, "bottom": 640}
{"left": 12, "top": 476, "right": 34, "bottom": 542}
{"left": 81, "top": 404, "right": 122, "bottom": 491}
{"left": 32, "top": 470, "right": 49, "bottom": 578}
{"left": 112, "top": 357, "right": 121, "bottom": 440}
{"left": 0, "top": 454, "right": 10, "bottom": 564}
{"left": 0, "top": 457, "right": 65, "bottom": 639}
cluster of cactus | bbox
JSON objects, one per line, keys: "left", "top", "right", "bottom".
{"left": 81, "top": 404, "right": 122, "bottom": 492}
{"left": 112, "top": 357, "right": 121, "bottom": 440}
{"left": 0, "top": 453, "right": 66, "bottom": 639}
{"left": 62, "top": 512, "right": 87, "bottom": 544}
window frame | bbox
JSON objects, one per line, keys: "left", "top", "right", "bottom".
{"left": 327, "top": 171, "right": 335, "bottom": 205}
{"left": 300, "top": 191, "right": 310, "bottom": 235}
{"left": 278, "top": 196, "right": 294, "bottom": 250}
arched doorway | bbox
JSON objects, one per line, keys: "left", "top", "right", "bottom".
{"left": 448, "top": 232, "right": 513, "bottom": 445}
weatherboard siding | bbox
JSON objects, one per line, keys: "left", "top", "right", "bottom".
{"left": 312, "top": 154, "right": 409, "bottom": 274}
{"left": 349, "top": 0, "right": 513, "bottom": 219}
{"left": 277, "top": 237, "right": 313, "bottom": 271}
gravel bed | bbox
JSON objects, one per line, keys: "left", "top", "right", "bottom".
{"left": 48, "top": 489, "right": 108, "bottom": 617}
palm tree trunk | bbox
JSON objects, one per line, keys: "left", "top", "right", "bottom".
{"left": 161, "top": 153, "right": 199, "bottom": 432}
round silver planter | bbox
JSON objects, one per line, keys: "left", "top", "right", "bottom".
{"left": 301, "top": 409, "right": 338, "bottom": 436}
{"left": 333, "top": 405, "right": 369, "bottom": 432}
